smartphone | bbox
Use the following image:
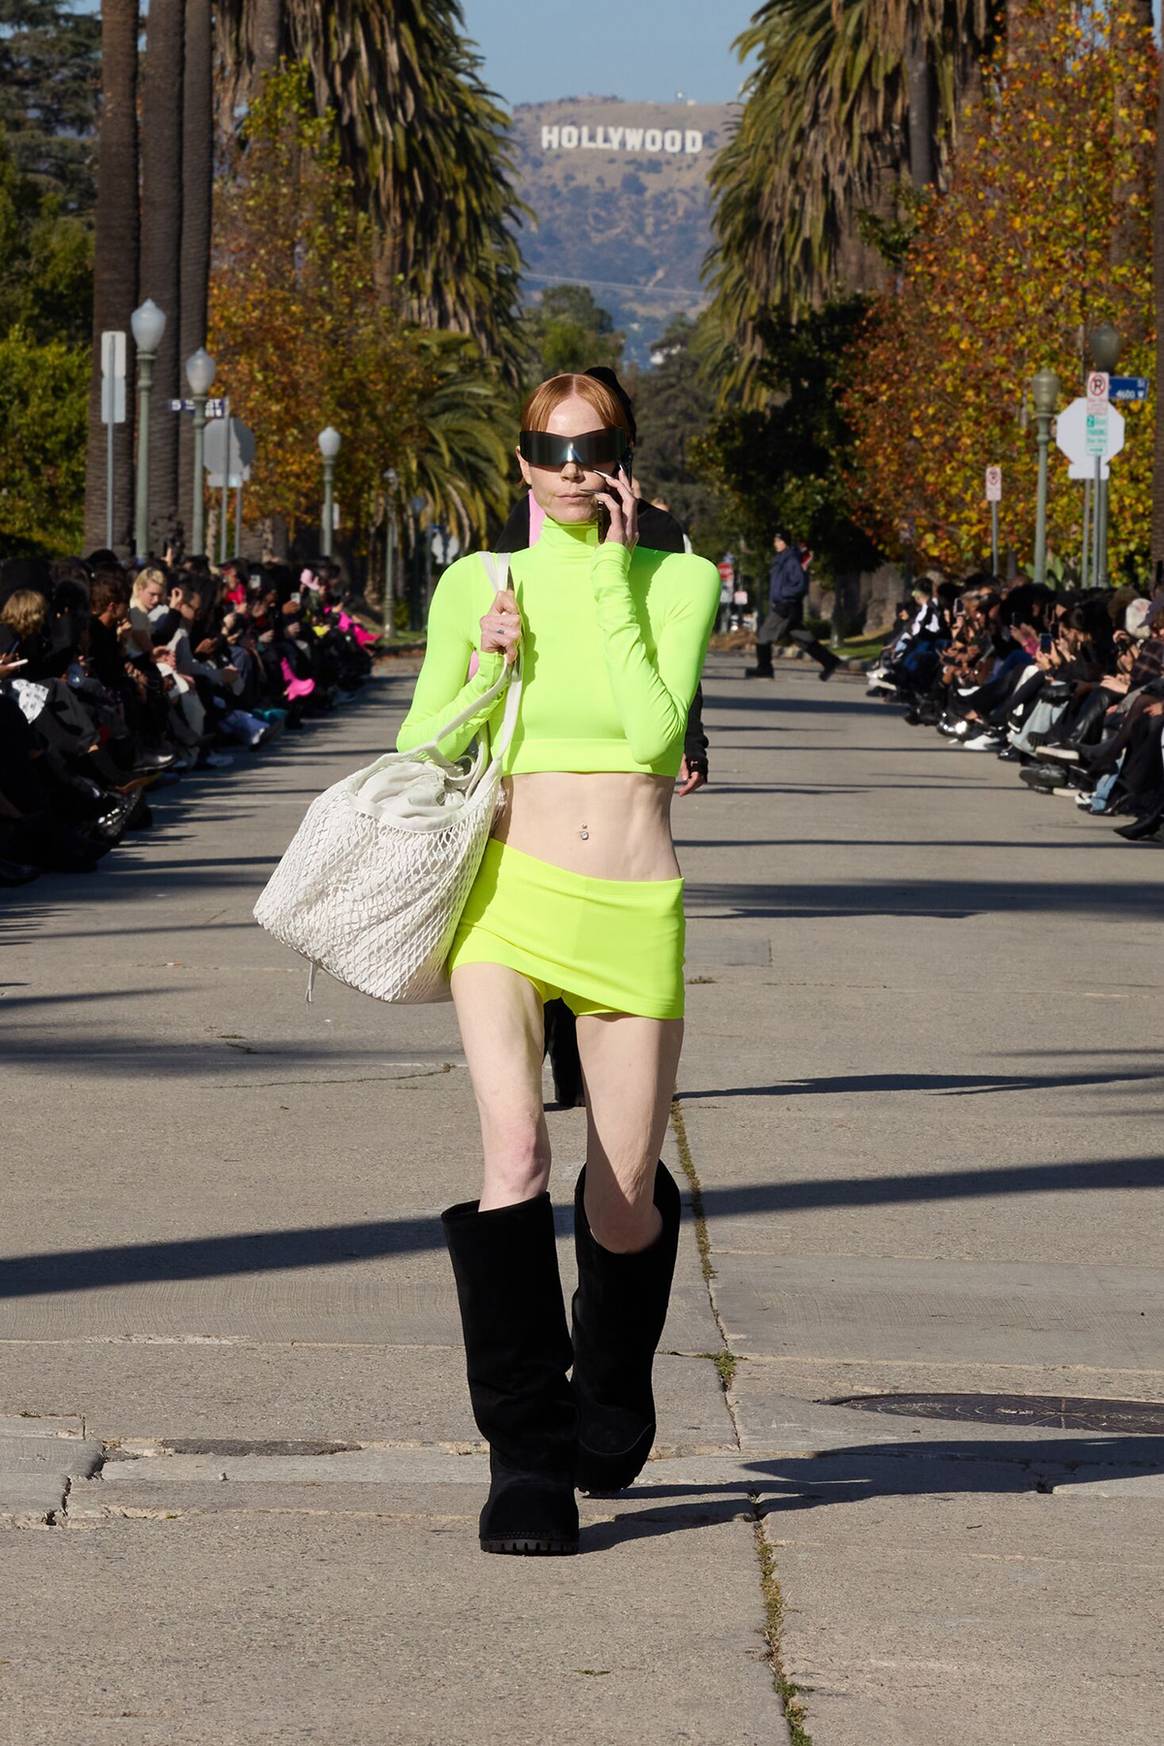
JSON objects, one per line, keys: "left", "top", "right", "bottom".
{"left": 1039, "top": 632, "right": 1053, "bottom": 652}
{"left": 594, "top": 457, "right": 632, "bottom": 540}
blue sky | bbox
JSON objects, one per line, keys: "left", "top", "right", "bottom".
{"left": 459, "top": 0, "right": 759, "bottom": 106}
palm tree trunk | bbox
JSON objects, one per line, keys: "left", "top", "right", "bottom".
{"left": 178, "top": 0, "right": 214, "bottom": 552}
{"left": 1150, "top": 50, "right": 1164, "bottom": 571}
{"left": 253, "top": 0, "right": 285, "bottom": 71}
{"left": 83, "top": 0, "right": 139, "bottom": 555}
{"left": 140, "top": 0, "right": 185, "bottom": 555}
{"left": 906, "top": 28, "right": 937, "bottom": 190}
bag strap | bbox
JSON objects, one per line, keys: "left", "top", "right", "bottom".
{"left": 409, "top": 552, "right": 522, "bottom": 761}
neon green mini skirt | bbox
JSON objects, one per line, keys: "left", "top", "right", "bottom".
{"left": 448, "top": 839, "right": 686, "bottom": 1020}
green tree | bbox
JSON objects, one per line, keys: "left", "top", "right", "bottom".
{"left": 0, "top": 0, "right": 101, "bottom": 214}
{"left": 691, "top": 300, "right": 879, "bottom": 580}
{"left": 215, "top": 0, "right": 527, "bottom": 382}
{"left": 0, "top": 327, "right": 87, "bottom": 555}
{"left": 0, "top": 126, "right": 91, "bottom": 344}
{"left": 523, "top": 285, "right": 623, "bottom": 384}
{"left": 706, "top": 0, "right": 991, "bottom": 397}
{"left": 631, "top": 315, "right": 727, "bottom": 557}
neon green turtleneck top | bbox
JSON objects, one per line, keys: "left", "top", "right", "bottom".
{"left": 396, "top": 516, "right": 719, "bottom": 779}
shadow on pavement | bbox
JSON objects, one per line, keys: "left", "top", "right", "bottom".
{"left": 2, "top": 1152, "right": 1161, "bottom": 1297}
{"left": 585, "top": 1435, "right": 1164, "bottom": 1548}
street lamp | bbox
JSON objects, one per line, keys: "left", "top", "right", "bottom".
{"left": 185, "top": 346, "right": 216, "bottom": 557}
{"left": 1088, "top": 326, "right": 1121, "bottom": 586}
{"left": 318, "top": 426, "right": 341, "bottom": 557}
{"left": 383, "top": 466, "right": 398, "bottom": 621}
{"left": 1088, "top": 323, "right": 1122, "bottom": 376}
{"left": 131, "top": 298, "right": 167, "bottom": 556}
{"left": 1030, "top": 367, "right": 1060, "bottom": 587}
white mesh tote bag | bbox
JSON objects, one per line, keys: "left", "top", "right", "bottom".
{"left": 253, "top": 552, "right": 520, "bottom": 1004}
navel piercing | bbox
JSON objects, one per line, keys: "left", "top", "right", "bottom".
{"left": 579, "top": 824, "right": 590, "bottom": 840}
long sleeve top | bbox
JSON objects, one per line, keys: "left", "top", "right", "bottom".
{"left": 397, "top": 514, "right": 719, "bottom": 779}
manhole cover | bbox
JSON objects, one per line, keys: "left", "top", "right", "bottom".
{"left": 827, "top": 1393, "right": 1164, "bottom": 1434}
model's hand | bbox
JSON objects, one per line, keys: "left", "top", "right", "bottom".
{"left": 595, "top": 466, "right": 638, "bottom": 550}
{"left": 676, "top": 757, "right": 708, "bottom": 796}
{"left": 480, "top": 588, "right": 522, "bottom": 666}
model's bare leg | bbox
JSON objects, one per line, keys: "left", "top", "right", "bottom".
{"left": 575, "top": 1013, "right": 684, "bottom": 1252}
{"left": 450, "top": 961, "right": 551, "bottom": 1209}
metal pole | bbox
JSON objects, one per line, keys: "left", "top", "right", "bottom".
{"left": 321, "top": 459, "right": 334, "bottom": 557}
{"left": 1091, "top": 455, "right": 1102, "bottom": 588}
{"left": 384, "top": 511, "right": 396, "bottom": 638}
{"left": 105, "top": 400, "right": 115, "bottom": 550}
{"left": 191, "top": 393, "right": 207, "bottom": 555}
{"left": 1097, "top": 471, "right": 1109, "bottom": 587}
{"left": 1033, "top": 409, "right": 1051, "bottom": 586}
{"left": 1081, "top": 478, "right": 1091, "bottom": 590}
{"left": 219, "top": 397, "right": 232, "bottom": 566}
{"left": 990, "top": 503, "right": 999, "bottom": 579}
{"left": 235, "top": 477, "right": 243, "bottom": 559}
{"left": 133, "top": 348, "right": 155, "bottom": 555}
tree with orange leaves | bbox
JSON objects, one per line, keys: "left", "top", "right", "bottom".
{"left": 209, "top": 66, "right": 430, "bottom": 555}
{"left": 845, "top": 0, "right": 1157, "bottom": 581}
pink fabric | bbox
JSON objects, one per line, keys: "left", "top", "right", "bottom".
{"left": 280, "top": 658, "right": 315, "bottom": 701}
{"left": 337, "top": 608, "right": 378, "bottom": 648}
{"left": 527, "top": 491, "right": 546, "bottom": 546}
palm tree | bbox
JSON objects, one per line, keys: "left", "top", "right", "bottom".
{"left": 1152, "top": 47, "right": 1164, "bottom": 570}
{"left": 140, "top": 0, "right": 186, "bottom": 551}
{"left": 706, "top": 0, "right": 990, "bottom": 394}
{"left": 215, "top": 0, "right": 525, "bottom": 382}
{"left": 405, "top": 333, "right": 514, "bottom": 548}
{"left": 84, "top": 0, "right": 140, "bottom": 555}
{"left": 178, "top": 0, "right": 214, "bottom": 548}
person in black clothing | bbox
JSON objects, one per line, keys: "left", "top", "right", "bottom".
{"left": 746, "top": 531, "right": 839, "bottom": 680}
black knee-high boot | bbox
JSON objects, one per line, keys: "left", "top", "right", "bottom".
{"left": 571, "top": 1162, "right": 681, "bottom": 1493}
{"left": 442, "top": 1193, "right": 579, "bottom": 1555}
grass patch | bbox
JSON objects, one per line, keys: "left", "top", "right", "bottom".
{"left": 754, "top": 1519, "right": 813, "bottom": 1745}
{"left": 670, "top": 1099, "right": 714, "bottom": 1284}
{"left": 693, "top": 1350, "right": 739, "bottom": 1391}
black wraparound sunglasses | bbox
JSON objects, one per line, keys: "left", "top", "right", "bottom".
{"left": 519, "top": 427, "right": 629, "bottom": 469}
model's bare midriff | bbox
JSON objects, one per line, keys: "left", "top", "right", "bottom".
{"left": 492, "top": 771, "right": 679, "bottom": 881}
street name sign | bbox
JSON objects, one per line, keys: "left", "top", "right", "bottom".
{"left": 169, "top": 397, "right": 226, "bottom": 418}
{"left": 1109, "top": 376, "right": 1149, "bottom": 403}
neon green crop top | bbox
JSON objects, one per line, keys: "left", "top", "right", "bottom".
{"left": 396, "top": 514, "right": 719, "bottom": 779}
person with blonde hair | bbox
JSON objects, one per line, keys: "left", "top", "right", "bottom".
{"left": 398, "top": 372, "right": 718, "bottom": 1556}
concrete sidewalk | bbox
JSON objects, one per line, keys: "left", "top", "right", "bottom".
{"left": 2, "top": 656, "right": 1162, "bottom": 1744}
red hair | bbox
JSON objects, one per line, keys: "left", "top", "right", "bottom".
{"left": 520, "top": 372, "right": 632, "bottom": 438}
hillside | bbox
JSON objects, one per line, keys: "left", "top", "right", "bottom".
{"left": 510, "top": 97, "right": 734, "bottom": 364}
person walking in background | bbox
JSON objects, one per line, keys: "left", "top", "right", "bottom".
{"left": 746, "top": 530, "right": 839, "bottom": 681}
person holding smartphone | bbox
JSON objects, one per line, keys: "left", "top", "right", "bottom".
{"left": 397, "top": 373, "right": 719, "bottom": 1556}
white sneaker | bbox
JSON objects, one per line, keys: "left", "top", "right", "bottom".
{"left": 962, "top": 731, "right": 1002, "bottom": 751}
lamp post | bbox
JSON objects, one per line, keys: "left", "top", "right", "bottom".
{"left": 318, "top": 426, "right": 341, "bottom": 557}
{"left": 1088, "top": 325, "right": 1121, "bottom": 587}
{"left": 131, "top": 299, "right": 167, "bottom": 556}
{"left": 1030, "top": 368, "right": 1060, "bottom": 587}
{"left": 383, "top": 467, "right": 398, "bottom": 622}
{"left": 185, "top": 346, "right": 216, "bottom": 557}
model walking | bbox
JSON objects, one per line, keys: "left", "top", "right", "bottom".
{"left": 397, "top": 373, "right": 719, "bottom": 1555}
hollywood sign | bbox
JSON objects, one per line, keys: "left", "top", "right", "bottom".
{"left": 540, "top": 123, "right": 704, "bottom": 156}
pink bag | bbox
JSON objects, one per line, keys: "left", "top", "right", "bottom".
{"left": 280, "top": 658, "right": 316, "bottom": 701}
